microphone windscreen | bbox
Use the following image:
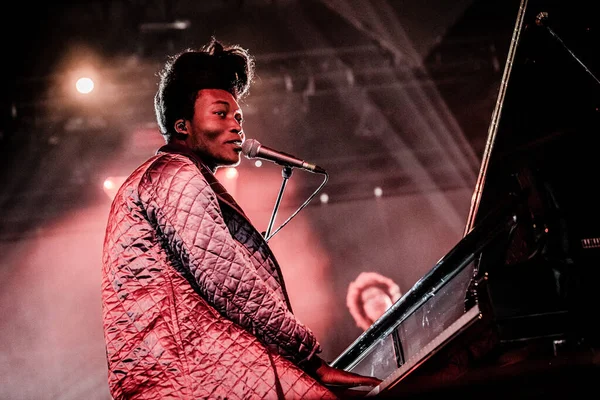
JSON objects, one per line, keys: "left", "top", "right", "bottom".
{"left": 242, "top": 139, "right": 261, "bottom": 158}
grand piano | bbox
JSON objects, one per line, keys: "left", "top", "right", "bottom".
{"left": 331, "top": 0, "right": 600, "bottom": 397}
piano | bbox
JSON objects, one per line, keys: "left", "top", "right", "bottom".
{"left": 331, "top": 0, "right": 600, "bottom": 398}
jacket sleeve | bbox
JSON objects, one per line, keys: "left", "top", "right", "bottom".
{"left": 138, "top": 154, "right": 321, "bottom": 364}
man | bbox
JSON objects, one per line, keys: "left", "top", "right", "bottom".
{"left": 346, "top": 272, "right": 402, "bottom": 331}
{"left": 101, "top": 37, "right": 381, "bottom": 399}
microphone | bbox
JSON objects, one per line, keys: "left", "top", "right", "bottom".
{"left": 242, "top": 139, "right": 326, "bottom": 174}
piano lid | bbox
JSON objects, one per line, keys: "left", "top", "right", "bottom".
{"left": 332, "top": 0, "right": 600, "bottom": 397}
{"left": 465, "top": 0, "right": 600, "bottom": 235}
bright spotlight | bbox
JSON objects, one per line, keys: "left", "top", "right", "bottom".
{"left": 103, "top": 179, "right": 115, "bottom": 190}
{"left": 254, "top": 160, "right": 262, "bottom": 167}
{"left": 224, "top": 167, "right": 239, "bottom": 180}
{"left": 103, "top": 176, "right": 127, "bottom": 201}
{"left": 75, "top": 77, "right": 95, "bottom": 94}
{"left": 320, "top": 193, "right": 329, "bottom": 204}
{"left": 374, "top": 187, "right": 383, "bottom": 197}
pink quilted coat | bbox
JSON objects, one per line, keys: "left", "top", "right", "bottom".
{"left": 101, "top": 143, "right": 337, "bottom": 399}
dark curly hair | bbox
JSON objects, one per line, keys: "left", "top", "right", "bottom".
{"left": 154, "top": 37, "right": 255, "bottom": 142}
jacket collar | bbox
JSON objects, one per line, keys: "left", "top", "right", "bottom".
{"left": 156, "top": 142, "right": 250, "bottom": 222}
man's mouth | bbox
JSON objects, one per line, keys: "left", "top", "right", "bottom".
{"left": 227, "top": 140, "right": 243, "bottom": 150}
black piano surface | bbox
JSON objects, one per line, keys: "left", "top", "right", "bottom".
{"left": 331, "top": 0, "right": 600, "bottom": 398}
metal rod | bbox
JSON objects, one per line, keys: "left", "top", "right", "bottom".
{"left": 536, "top": 12, "right": 600, "bottom": 86}
{"left": 264, "top": 166, "right": 293, "bottom": 241}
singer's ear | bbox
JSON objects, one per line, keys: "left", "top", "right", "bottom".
{"left": 175, "top": 119, "right": 188, "bottom": 135}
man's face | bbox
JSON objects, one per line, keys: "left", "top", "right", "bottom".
{"left": 361, "top": 286, "right": 394, "bottom": 324}
{"left": 187, "top": 89, "right": 244, "bottom": 168}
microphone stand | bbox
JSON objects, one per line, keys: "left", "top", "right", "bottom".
{"left": 535, "top": 11, "right": 600, "bottom": 87}
{"left": 264, "top": 165, "right": 293, "bottom": 241}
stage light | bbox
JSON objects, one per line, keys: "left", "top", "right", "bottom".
{"left": 374, "top": 187, "right": 383, "bottom": 198}
{"left": 224, "top": 167, "right": 239, "bottom": 180}
{"left": 320, "top": 193, "right": 329, "bottom": 204}
{"left": 75, "top": 77, "right": 94, "bottom": 94}
{"left": 103, "top": 179, "right": 115, "bottom": 190}
{"left": 103, "top": 176, "right": 127, "bottom": 201}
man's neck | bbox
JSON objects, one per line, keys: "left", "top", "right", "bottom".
{"left": 165, "top": 140, "right": 217, "bottom": 173}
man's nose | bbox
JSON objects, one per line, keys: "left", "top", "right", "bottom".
{"left": 231, "top": 120, "right": 242, "bottom": 133}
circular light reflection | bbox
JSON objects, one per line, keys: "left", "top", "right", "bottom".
{"left": 75, "top": 77, "right": 95, "bottom": 94}
{"left": 224, "top": 167, "right": 239, "bottom": 180}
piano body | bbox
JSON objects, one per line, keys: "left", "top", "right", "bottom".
{"left": 331, "top": 0, "right": 600, "bottom": 397}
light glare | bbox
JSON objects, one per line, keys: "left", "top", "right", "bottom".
{"left": 103, "top": 179, "right": 114, "bottom": 190}
{"left": 103, "top": 176, "right": 127, "bottom": 200}
{"left": 224, "top": 168, "right": 239, "bottom": 180}
{"left": 75, "top": 77, "right": 94, "bottom": 94}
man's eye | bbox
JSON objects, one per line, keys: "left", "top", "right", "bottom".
{"left": 215, "top": 111, "right": 226, "bottom": 117}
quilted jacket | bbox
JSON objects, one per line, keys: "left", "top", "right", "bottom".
{"left": 101, "top": 143, "right": 337, "bottom": 399}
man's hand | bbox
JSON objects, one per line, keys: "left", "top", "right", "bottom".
{"left": 311, "top": 356, "right": 382, "bottom": 388}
